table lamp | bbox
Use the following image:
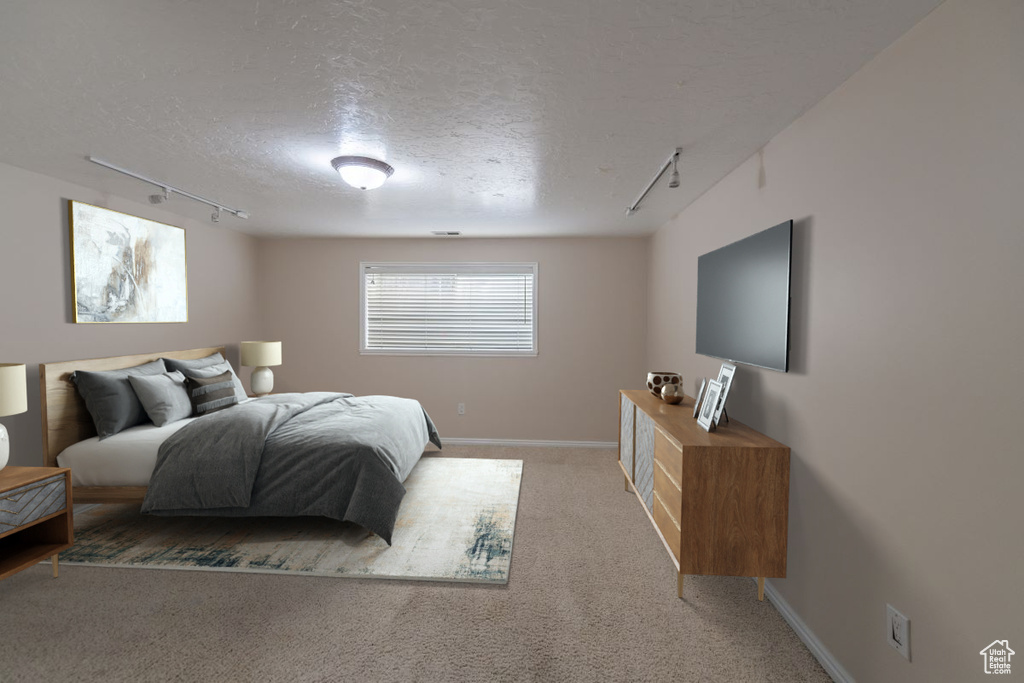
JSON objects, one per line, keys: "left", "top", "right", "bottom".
{"left": 0, "top": 363, "right": 28, "bottom": 471}
{"left": 240, "top": 341, "right": 282, "bottom": 396}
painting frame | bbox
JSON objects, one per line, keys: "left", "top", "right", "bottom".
{"left": 69, "top": 200, "right": 188, "bottom": 324}
{"left": 697, "top": 379, "right": 722, "bottom": 432}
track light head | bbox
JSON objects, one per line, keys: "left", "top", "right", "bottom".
{"left": 234, "top": 210, "right": 249, "bottom": 220}
{"left": 668, "top": 154, "right": 681, "bottom": 188}
{"left": 211, "top": 207, "right": 221, "bottom": 223}
{"left": 149, "top": 188, "right": 171, "bottom": 204}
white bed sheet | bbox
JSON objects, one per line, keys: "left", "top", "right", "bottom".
{"left": 57, "top": 418, "right": 198, "bottom": 487}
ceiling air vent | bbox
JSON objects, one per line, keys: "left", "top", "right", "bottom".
{"left": 431, "top": 231, "right": 462, "bottom": 237}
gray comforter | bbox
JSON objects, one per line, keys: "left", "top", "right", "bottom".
{"left": 141, "top": 392, "right": 442, "bottom": 544}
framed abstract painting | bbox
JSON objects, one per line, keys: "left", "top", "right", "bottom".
{"left": 69, "top": 200, "right": 187, "bottom": 323}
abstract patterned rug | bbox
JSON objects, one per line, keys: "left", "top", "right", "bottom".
{"left": 60, "top": 457, "right": 523, "bottom": 584}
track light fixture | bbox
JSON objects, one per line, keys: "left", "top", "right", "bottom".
{"left": 87, "top": 156, "right": 249, "bottom": 223}
{"left": 148, "top": 187, "right": 171, "bottom": 204}
{"left": 331, "top": 156, "right": 395, "bottom": 190}
{"left": 626, "top": 147, "right": 682, "bottom": 216}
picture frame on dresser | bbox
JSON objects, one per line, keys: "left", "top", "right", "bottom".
{"left": 697, "top": 380, "right": 722, "bottom": 432}
{"left": 713, "top": 362, "right": 736, "bottom": 426}
{"left": 692, "top": 377, "right": 707, "bottom": 419}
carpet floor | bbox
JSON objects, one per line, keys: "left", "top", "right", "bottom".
{"left": 0, "top": 445, "right": 829, "bottom": 683}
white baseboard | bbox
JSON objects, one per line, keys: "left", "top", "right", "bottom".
{"left": 755, "top": 578, "right": 855, "bottom": 683}
{"left": 441, "top": 438, "right": 617, "bottom": 449}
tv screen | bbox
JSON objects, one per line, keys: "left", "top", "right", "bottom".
{"left": 695, "top": 220, "right": 792, "bottom": 372}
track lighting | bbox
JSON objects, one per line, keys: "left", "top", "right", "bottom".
{"left": 87, "top": 156, "right": 249, "bottom": 223}
{"left": 148, "top": 187, "right": 171, "bottom": 204}
{"left": 626, "top": 147, "right": 682, "bottom": 216}
{"left": 331, "top": 156, "right": 395, "bottom": 190}
{"left": 668, "top": 155, "right": 680, "bottom": 189}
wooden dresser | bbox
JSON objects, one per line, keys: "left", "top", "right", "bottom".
{"left": 619, "top": 390, "right": 789, "bottom": 600}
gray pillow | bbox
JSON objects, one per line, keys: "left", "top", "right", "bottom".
{"left": 71, "top": 359, "right": 168, "bottom": 439}
{"left": 176, "top": 360, "right": 248, "bottom": 402}
{"left": 162, "top": 352, "right": 225, "bottom": 374}
{"left": 128, "top": 371, "right": 192, "bottom": 427}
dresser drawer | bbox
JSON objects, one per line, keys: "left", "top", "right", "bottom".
{"left": 0, "top": 474, "right": 67, "bottom": 533}
{"left": 654, "top": 427, "right": 682, "bottom": 488}
{"left": 634, "top": 410, "right": 656, "bottom": 511}
{"left": 652, "top": 491, "right": 681, "bottom": 562}
{"left": 654, "top": 462, "right": 682, "bottom": 514}
{"left": 620, "top": 394, "right": 635, "bottom": 479}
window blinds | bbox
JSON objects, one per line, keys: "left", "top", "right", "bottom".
{"left": 361, "top": 263, "right": 537, "bottom": 355}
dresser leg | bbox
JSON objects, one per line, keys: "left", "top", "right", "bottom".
{"left": 52, "top": 555, "right": 59, "bottom": 578}
{"left": 758, "top": 577, "right": 765, "bottom": 601}
{"left": 677, "top": 572, "right": 684, "bottom": 598}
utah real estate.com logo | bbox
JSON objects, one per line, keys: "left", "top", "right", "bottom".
{"left": 980, "top": 640, "right": 1014, "bottom": 675}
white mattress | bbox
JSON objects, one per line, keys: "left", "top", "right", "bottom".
{"left": 57, "top": 418, "right": 198, "bottom": 487}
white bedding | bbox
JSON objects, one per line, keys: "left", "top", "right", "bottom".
{"left": 57, "top": 418, "right": 198, "bottom": 487}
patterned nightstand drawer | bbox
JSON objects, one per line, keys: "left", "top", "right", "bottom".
{"left": 0, "top": 474, "right": 66, "bottom": 531}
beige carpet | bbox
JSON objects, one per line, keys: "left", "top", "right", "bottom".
{"left": 61, "top": 458, "right": 523, "bottom": 584}
{"left": 0, "top": 446, "right": 829, "bottom": 683}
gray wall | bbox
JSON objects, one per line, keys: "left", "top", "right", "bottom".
{"left": 0, "top": 162, "right": 261, "bottom": 466}
{"left": 256, "top": 237, "right": 649, "bottom": 442}
{"left": 647, "top": 1, "right": 1023, "bottom": 680}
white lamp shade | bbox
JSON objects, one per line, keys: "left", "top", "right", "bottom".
{"left": 240, "top": 341, "right": 282, "bottom": 368}
{"left": 0, "top": 364, "right": 28, "bottom": 416}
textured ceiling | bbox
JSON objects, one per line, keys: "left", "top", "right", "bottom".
{"left": 0, "top": 0, "right": 941, "bottom": 237}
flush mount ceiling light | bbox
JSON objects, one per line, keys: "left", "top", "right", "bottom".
{"left": 331, "top": 156, "right": 395, "bottom": 190}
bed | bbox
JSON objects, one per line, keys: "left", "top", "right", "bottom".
{"left": 40, "top": 347, "right": 441, "bottom": 543}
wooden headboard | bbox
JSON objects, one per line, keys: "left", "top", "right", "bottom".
{"left": 39, "top": 346, "right": 225, "bottom": 468}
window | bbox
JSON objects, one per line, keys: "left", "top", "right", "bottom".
{"left": 360, "top": 262, "right": 537, "bottom": 356}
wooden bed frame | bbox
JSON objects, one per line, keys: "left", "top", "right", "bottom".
{"left": 40, "top": 346, "right": 225, "bottom": 504}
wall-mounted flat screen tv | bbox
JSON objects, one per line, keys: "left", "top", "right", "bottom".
{"left": 696, "top": 220, "right": 792, "bottom": 372}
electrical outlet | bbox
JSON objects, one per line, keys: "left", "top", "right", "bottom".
{"left": 886, "top": 604, "right": 911, "bottom": 661}
{"left": 457, "top": 402, "right": 465, "bottom": 415}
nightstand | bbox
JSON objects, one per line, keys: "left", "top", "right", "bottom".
{"left": 0, "top": 467, "right": 74, "bottom": 581}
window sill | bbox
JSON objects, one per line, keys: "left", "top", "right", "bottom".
{"left": 359, "top": 349, "right": 538, "bottom": 358}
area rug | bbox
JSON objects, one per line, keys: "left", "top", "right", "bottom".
{"left": 59, "top": 457, "right": 523, "bottom": 584}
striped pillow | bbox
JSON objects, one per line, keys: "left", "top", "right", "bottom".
{"left": 184, "top": 371, "right": 239, "bottom": 416}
